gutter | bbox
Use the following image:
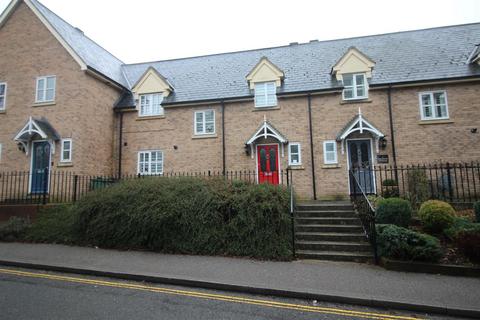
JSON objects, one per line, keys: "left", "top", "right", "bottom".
{"left": 307, "top": 94, "right": 317, "bottom": 200}
{"left": 221, "top": 101, "right": 226, "bottom": 174}
{"left": 387, "top": 86, "right": 397, "bottom": 167}
{"left": 117, "top": 112, "right": 124, "bottom": 177}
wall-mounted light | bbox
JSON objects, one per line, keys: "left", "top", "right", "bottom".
{"left": 379, "top": 137, "right": 387, "bottom": 150}
{"left": 173, "top": 145, "right": 178, "bottom": 150}
{"left": 471, "top": 128, "right": 478, "bottom": 134}
{"left": 17, "top": 142, "right": 25, "bottom": 153}
{"left": 244, "top": 144, "right": 251, "bottom": 156}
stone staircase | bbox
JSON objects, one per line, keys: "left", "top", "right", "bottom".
{"left": 295, "top": 201, "right": 374, "bottom": 263}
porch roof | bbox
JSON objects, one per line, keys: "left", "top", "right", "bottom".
{"left": 336, "top": 109, "right": 385, "bottom": 141}
{"left": 246, "top": 117, "right": 288, "bottom": 145}
{"left": 14, "top": 117, "right": 60, "bottom": 142}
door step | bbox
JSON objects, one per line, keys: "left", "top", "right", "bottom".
{"left": 296, "top": 232, "right": 367, "bottom": 242}
{"left": 296, "top": 224, "right": 364, "bottom": 233}
{"left": 296, "top": 250, "right": 373, "bottom": 263}
{"left": 296, "top": 240, "right": 371, "bottom": 252}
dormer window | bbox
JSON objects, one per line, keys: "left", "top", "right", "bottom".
{"left": 255, "top": 82, "right": 277, "bottom": 107}
{"left": 139, "top": 93, "right": 163, "bottom": 117}
{"left": 342, "top": 73, "right": 368, "bottom": 100}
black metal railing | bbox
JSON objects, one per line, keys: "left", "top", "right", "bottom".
{"left": 287, "top": 169, "right": 296, "bottom": 258}
{"left": 349, "top": 170, "right": 378, "bottom": 264}
{"left": 350, "top": 162, "right": 480, "bottom": 205}
{"left": 0, "top": 169, "right": 292, "bottom": 205}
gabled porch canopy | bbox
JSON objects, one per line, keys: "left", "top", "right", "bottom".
{"left": 14, "top": 117, "right": 60, "bottom": 155}
{"left": 245, "top": 116, "right": 288, "bottom": 158}
{"left": 336, "top": 108, "right": 385, "bottom": 153}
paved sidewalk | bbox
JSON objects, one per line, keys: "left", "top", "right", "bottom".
{"left": 0, "top": 242, "right": 479, "bottom": 317}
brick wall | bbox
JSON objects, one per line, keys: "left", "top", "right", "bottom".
{"left": 0, "top": 2, "right": 120, "bottom": 175}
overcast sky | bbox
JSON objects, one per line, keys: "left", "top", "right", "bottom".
{"left": 1, "top": 0, "right": 479, "bottom": 63}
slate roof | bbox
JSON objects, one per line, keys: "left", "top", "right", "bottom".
{"left": 121, "top": 23, "right": 480, "bottom": 105}
{"left": 29, "top": 0, "right": 128, "bottom": 88}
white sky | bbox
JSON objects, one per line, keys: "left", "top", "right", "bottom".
{"left": 1, "top": 0, "right": 479, "bottom": 64}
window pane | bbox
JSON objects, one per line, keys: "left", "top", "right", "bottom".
{"left": 326, "top": 152, "right": 335, "bottom": 162}
{"left": 290, "top": 144, "right": 298, "bottom": 154}
{"left": 269, "top": 148, "right": 277, "bottom": 171}
{"left": 356, "top": 86, "right": 365, "bottom": 97}
{"left": 0, "top": 97, "right": 4, "bottom": 108}
{"left": 355, "top": 74, "right": 364, "bottom": 85}
{"left": 343, "top": 88, "right": 353, "bottom": 99}
{"left": 46, "top": 88, "right": 55, "bottom": 101}
{"left": 325, "top": 142, "right": 334, "bottom": 152}
{"left": 255, "top": 94, "right": 266, "bottom": 106}
{"left": 63, "top": 141, "right": 70, "bottom": 150}
{"left": 260, "top": 149, "right": 267, "bottom": 172}
{"left": 433, "top": 92, "right": 445, "bottom": 105}
{"left": 195, "top": 112, "right": 204, "bottom": 133}
{"left": 205, "top": 123, "right": 214, "bottom": 133}
{"left": 205, "top": 110, "right": 214, "bottom": 122}
{"left": 421, "top": 94, "right": 431, "bottom": 106}
{"left": 0, "top": 84, "right": 5, "bottom": 95}
{"left": 343, "top": 75, "right": 353, "bottom": 87}
{"left": 46, "top": 77, "right": 55, "bottom": 89}
{"left": 37, "top": 79, "right": 45, "bottom": 91}
{"left": 291, "top": 154, "right": 299, "bottom": 164}
{"left": 424, "top": 105, "right": 432, "bottom": 118}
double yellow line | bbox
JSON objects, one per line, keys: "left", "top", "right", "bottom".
{"left": 0, "top": 268, "right": 423, "bottom": 320}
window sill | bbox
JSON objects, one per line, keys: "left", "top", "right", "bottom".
{"left": 192, "top": 134, "right": 217, "bottom": 139}
{"left": 322, "top": 164, "right": 341, "bottom": 169}
{"left": 340, "top": 99, "right": 372, "bottom": 105}
{"left": 0, "top": 110, "right": 5, "bottom": 114}
{"left": 288, "top": 165, "right": 304, "bottom": 170}
{"left": 418, "top": 119, "right": 453, "bottom": 125}
{"left": 33, "top": 101, "right": 56, "bottom": 107}
{"left": 57, "top": 162, "right": 73, "bottom": 167}
{"left": 252, "top": 106, "right": 280, "bottom": 112}
{"left": 136, "top": 115, "right": 166, "bottom": 120}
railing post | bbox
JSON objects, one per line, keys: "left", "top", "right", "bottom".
{"left": 446, "top": 162, "right": 453, "bottom": 202}
{"left": 72, "top": 175, "right": 78, "bottom": 202}
{"left": 42, "top": 168, "right": 49, "bottom": 205}
{"left": 289, "top": 183, "right": 296, "bottom": 259}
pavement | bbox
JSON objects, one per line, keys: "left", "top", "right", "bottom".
{"left": 0, "top": 242, "right": 479, "bottom": 318}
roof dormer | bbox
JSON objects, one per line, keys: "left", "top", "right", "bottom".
{"left": 246, "top": 57, "right": 284, "bottom": 89}
{"left": 331, "top": 47, "right": 375, "bottom": 81}
{"left": 132, "top": 67, "right": 174, "bottom": 97}
{"left": 467, "top": 44, "right": 480, "bottom": 65}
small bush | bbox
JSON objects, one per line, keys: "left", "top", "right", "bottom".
{"left": 418, "top": 200, "right": 455, "bottom": 234}
{"left": 0, "top": 216, "right": 30, "bottom": 242}
{"left": 367, "top": 195, "right": 383, "bottom": 209}
{"left": 455, "top": 226, "right": 480, "bottom": 263}
{"left": 406, "top": 169, "right": 429, "bottom": 208}
{"left": 26, "top": 205, "right": 78, "bottom": 244}
{"left": 376, "top": 198, "right": 412, "bottom": 227}
{"left": 376, "top": 224, "right": 443, "bottom": 262}
{"left": 474, "top": 201, "right": 480, "bottom": 222}
{"left": 444, "top": 217, "right": 479, "bottom": 241}
{"left": 382, "top": 179, "right": 398, "bottom": 187}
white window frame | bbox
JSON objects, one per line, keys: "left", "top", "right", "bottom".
{"left": 60, "top": 138, "right": 73, "bottom": 162}
{"left": 254, "top": 81, "right": 277, "bottom": 108}
{"left": 137, "top": 150, "right": 164, "bottom": 175}
{"left": 0, "top": 82, "right": 7, "bottom": 110}
{"left": 418, "top": 90, "right": 449, "bottom": 120}
{"left": 139, "top": 93, "right": 164, "bottom": 117}
{"left": 342, "top": 73, "right": 368, "bottom": 100}
{"left": 323, "top": 140, "right": 338, "bottom": 164}
{"left": 288, "top": 143, "right": 302, "bottom": 166}
{"left": 194, "top": 109, "right": 216, "bottom": 135}
{"left": 35, "top": 76, "right": 56, "bottom": 103}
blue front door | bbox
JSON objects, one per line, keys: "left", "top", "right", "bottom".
{"left": 31, "top": 141, "right": 51, "bottom": 194}
{"left": 348, "top": 139, "right": 375, "bottom": 194}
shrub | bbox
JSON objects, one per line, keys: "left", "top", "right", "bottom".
{"left": 455, "top": 227, "right": 480, "bottom": 263}
{"left": 418, "top": 200, "right": 455, "bottom": 234}
{"left": 474, "top": 201, "right": 480, "bottom": 223}
{"left": 376, "top": 224, "right": 443, "bottom": 262}
{"left": 406, "top": 169, "right": 429, "bottom": 208}
{"left": 375, "top": 198, "right": 412, "bottom": 227}
{"left": 382, "top": 179, "right": 398, "bottom": 187}
{"left": 72, "top": 177, "right": 292, "bottom": 260}
{"left": 443, "top": 217, "right": 479, "bottom": 241}
{"left": 0, "top": 216, "right": 30, "bottom": 242}
{"left": 26, "top": 205, "right": 77, "bottom": 244}
{"left": 367, "top": 195, "right": 383, "bottom": 209}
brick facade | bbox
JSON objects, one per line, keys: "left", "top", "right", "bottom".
{"left": 1, "top": 2, "right": 479, "bottom": 200}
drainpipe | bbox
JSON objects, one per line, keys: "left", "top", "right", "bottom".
{"left": 117, "top": 112, "right": 124, "bottom": 178}
{"left": 307, "top": 94, "right": 317, "bottom": 200}
{"left": 387, "top": 86, "right": 397, "bottom": 167}
{"left": 221, "top": 101, "right": 226, "bottom": 174}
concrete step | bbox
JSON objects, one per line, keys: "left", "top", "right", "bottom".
{"left": 295, "top": 210, "right": 357, "bottom": 218}
{"left": 295, "top": 232, "right": 367, "bottom": 242}
{"left": 296, "top": 224, "right": 364, "bottom": 233}
{"left": 296, "top": 250, "right": 374, "bottom": 263}
{"left": 296, "top": 204, "right": 354, "bottom": 211}
{"left": 295, "top": 240, "right": 372, "bottom": 252}
{"left": 295, "top": 217, "right": 361, "bottom": 225}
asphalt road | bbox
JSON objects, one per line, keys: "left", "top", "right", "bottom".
{"left": 0, "top": 267, "right": 459, "bottom": 320}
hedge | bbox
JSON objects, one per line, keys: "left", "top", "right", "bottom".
{"left": 375, "top": 198, "right": 412, "bottom": 227}
{"left": 70, "top": 177, "right": 292, "bottom": 260}
{"left": 418, "top": 200, "right": 455, "bottom": 234}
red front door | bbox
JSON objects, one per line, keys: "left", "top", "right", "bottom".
{"left": 257, "top": 144, "right": 279, "bottom": 184}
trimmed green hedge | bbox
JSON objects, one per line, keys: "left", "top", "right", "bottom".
{"left": 70, "top": 177, "right": 292, "bottom": 259}
{"left": 474, "top": 201, "right": 480, "bottom": 223}
{"left": 0, "top": 216, "right": 30, "bottom": 242}
{"left": 26, "top": 205, "right": 78, "bottom": 244}
{"left": 418, "top": 200, "right": 455, "bottom": 234}
{"left": 376, "top": 198, "right": 412, "bottom": 227}
{"left": 376, "top": 224, "right": 443, "bottom": 262}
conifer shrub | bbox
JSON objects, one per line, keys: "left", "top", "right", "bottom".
{"left": 418, "top": 200, "right": 455, "bottom": 234}
{"left": 71, "top": 177, "right": 292, "bottom": 259}
{"left": 375, "top": 198, "right": 412, "bottom": 227}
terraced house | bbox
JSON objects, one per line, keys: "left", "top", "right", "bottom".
{"left": 0, "top": 0, "right": 480, "bottom": 199}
